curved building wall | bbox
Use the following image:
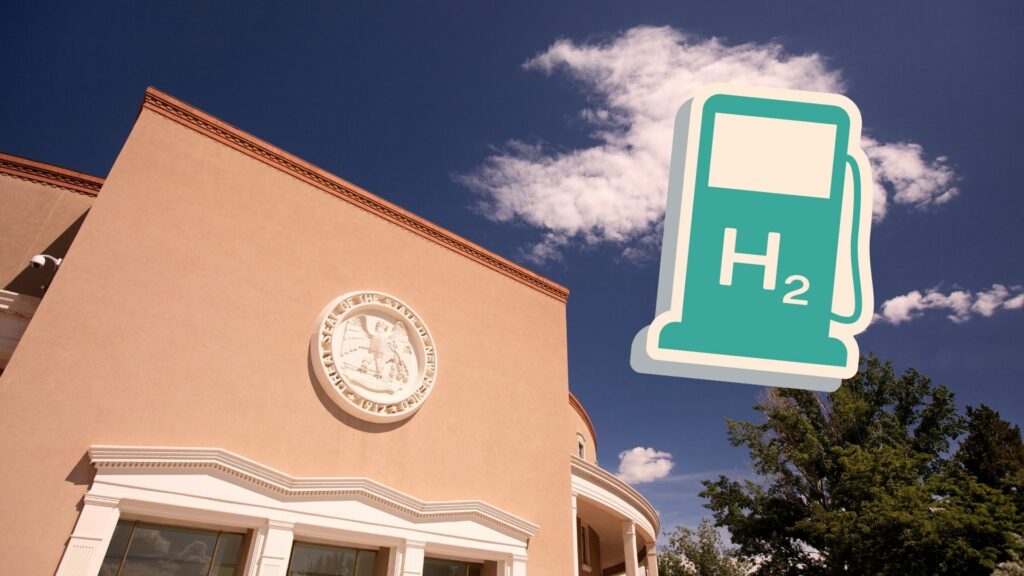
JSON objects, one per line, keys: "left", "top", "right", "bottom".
{"left": 0, "top": 94, "right": 573, "bottom": 573}
{"left": 569, "top": 392, "right": 598, "bottom": 465}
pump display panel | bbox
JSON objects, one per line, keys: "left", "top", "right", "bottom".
{"left": 708, "top": 113, "right": 838, "bottom": 199}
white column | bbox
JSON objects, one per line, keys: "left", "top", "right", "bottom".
{"left": 495, "top": 554, "right": 527, "bottom": 576}
{"left": 570, "top": 494, "right": 580, "bottom": 576}
{"left": 253, "top": 520, "right": 295, "bottom": 576}
{"left": 385, "top": 545, "right": 401, "bottom": 576}
{"left": 645, "top": 543, "right": 659, "bottom": 576}
{"left": 244, "top": 524, "right": 267, "bottom": 576}
{"left": 622, "top": 521, "right": 639, "bottom": 576}
{"left": 392, "top": 540, "right": 425, "bottom": 576}
{"left": 510, "top": 554, "right": 527, "bottom": 576}
{"left": 55, "top": 494, "right": 121, "bottom": 576}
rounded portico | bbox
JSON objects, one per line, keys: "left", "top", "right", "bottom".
{"left": 569, "top": 395, "right": 660, "bottom": 576}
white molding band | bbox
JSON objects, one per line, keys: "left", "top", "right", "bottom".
{"left": 55, "top": 446, "right": 535, "bottom": 576}
{"left": 89, "top": 445, "right": 538, "bottom": 540}
{"left": 570, "top": 456, "right": 660, "bottom": 544}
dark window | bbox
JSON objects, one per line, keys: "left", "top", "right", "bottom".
{"left": 576, "top": 520, "right": 591, "bottom": 567}
{"left": 99, "top": 520, "right": 245, "bottom": 576}
{"left": 286, "top": 541, "right": 378, "bottom": 576}
{"left": 423, "top": 557, "right": 483, "bottom": 576}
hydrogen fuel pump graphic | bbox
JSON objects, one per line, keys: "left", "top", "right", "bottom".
{"left": 632, "top": 85, "right": 874, "bottom": 391}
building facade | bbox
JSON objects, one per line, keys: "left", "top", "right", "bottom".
{"left": 0, "top": 88, "right": 660, "bottom": 576}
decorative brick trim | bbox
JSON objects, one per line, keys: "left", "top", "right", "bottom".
{"left": 139, "top": 88, "right": 569, "bottom": 303}
{"left": 90, "top": 445, "right": 539, "bottom": 540}
{"left": 0, "top": 152, "right": 103, "bottom": 196}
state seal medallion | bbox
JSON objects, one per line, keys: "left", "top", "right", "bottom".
{"left": 311, "top": 291, "right": 437, "bottom": 423}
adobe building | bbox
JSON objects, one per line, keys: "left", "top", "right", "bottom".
{"left": 0, "top": 88, "right": 660, "bottom": 576}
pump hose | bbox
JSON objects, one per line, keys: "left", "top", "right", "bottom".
{"left": 831, "top": 155, "right": 863, "bottom": 325}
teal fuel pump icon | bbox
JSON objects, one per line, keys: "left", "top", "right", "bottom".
{"left": 632, "top": 85, "right": 874, "bottom": 391}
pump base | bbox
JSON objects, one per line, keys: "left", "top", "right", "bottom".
{"left": 631, "top": 326, "right": 844, "bottom": 391}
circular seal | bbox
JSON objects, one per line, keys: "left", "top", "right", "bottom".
{"left": 310, "top": 291, "right": 437, "bottom": 423}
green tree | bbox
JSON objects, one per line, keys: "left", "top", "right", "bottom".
{"left": 700, "top": 355, "right": 1023, "bottom": 575}
{"left": 958, "top": 404, "right": 1024, "bottom": 489}
{"left": 658, "top": 518, "right": 752, "bottom": 576}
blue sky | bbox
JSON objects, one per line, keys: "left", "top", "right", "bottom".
{"left": 3, "top": 1, "right": 1022, "bottom": 534}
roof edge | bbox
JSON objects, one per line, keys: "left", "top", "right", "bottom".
{"left": 139, "top": 87, "right": 569, "bottom": 303}
{"left": 0, "top": 152, "right": 104, "bottom": 196}
{"left": 569, "top": 391, "right": 598, "bottom": 450}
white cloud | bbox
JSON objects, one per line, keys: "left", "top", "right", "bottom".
{"left": 127, "top": 527, "right": 171, "bottom": 555}
{"left": 616, "top": 446, "right": 674, "bottom": 484}
{"left": 876, "top": 284, "right": 1024, "bottom": 325}
{"left": 1006, "top": 293, "right": 1024, "bottom": 310}
{"left": 459, "top": 26, "right": 958, "bottom": 261}
{"left": 862, "top": 137, "right": 958, "bottom": 219}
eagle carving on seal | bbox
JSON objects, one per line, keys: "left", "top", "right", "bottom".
{"left": 338, "top": 314, "right": 417, "bottom": 394}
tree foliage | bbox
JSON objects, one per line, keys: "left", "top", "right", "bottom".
{"left": 699, "top": 355, "right": 1024, "bottom": 575}
{"left": 995, "top": 537, "right": 1024, "bottom": 576}
{"left": 658, "top": 518, "right": 752, "bottom": 576}
{"left": 959, "top": 404, "right": 1024, "bottom": 489}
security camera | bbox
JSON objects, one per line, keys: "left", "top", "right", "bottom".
{"left": 30, "top": 254, "right": 62, "bottom": 269}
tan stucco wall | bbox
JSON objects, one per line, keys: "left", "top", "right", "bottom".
{"left": 0, "top": 174, "right": 94, "bottom": 298}
{"left": 0, "top": 108, "right": 572, "bottom": 574}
